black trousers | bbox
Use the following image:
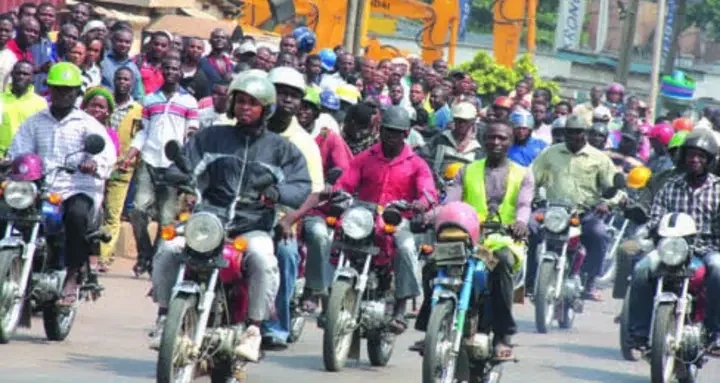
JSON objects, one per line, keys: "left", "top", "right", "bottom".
{"left": 415, "top": 248, "right": 517, "bottom": 341}
{"left": 62, "top": 194, "right": 96, "bottom": 270}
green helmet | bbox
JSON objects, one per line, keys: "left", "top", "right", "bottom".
{"left": 303, "top": 86, "right": 321, "bottom": 109}
{"left": 46, "top": 62, "right": 83, "bottom": 87}
{"left": 668, "top": 130, "right": 689, "bottom": 150}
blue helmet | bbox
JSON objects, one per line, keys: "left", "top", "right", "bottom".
{"left": 509, "top": 109, "right": 534, "bottom": 128}
{"left": 318, "top": 48, "right": 337, "bottom": 71}
{"left": 320, "top": 88, "right": 340, "bottom": 111}
{"left": 292, "top": 26, "right": 316, "bottom": 54}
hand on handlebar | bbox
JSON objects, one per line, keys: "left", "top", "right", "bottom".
{"left": 79, "top": 160, "right": 98, "bottom": 175}
{"left": 595, "top": 202, "right": 611, "bottom": 215}
{"left": 508, "top": 222, "right": 529, "bottom": 242}
{"left": 261, "top": 185, "right": 280, "bottom": 205}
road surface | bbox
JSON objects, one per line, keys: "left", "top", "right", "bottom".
{"left": 0, "top": 258, "right": 718, "bottom": 383}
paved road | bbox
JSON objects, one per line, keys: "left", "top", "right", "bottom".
{"left": 0, "top": 258, "right": 718, "bottom": 383}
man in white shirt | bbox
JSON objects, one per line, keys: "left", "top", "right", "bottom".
{"left": 120, "top": 55, "right": 199, "bottom": 276}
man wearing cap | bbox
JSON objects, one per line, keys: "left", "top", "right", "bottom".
{"left": 332, "top": 105, "right": 437, "bottom": 334}
{"left": 342, "top": 102, "right": 378, "bottom": 155}
{"left": 421, "top": 101, "right": 483, "bottom": 176}
{"left": 528, "top": 115, "right": 619, "bottom": 301}
{"left": 508, "top": 109, "right": 547, "bottom": 166}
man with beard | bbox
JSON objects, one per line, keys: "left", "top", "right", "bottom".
{"left": 332, "top": 106, "right": 437, "bottom": 334}
{"left": 7, "top": 16, "right": 39, "bottom": 63}
{"left": 0, "top": 60, "right": 47, "bottom": 152}
{"left": 626, "top": 129, "right": 720, "bottom": 355}
{"left": 528, "top": 115, "right": 618, "bottom": 301}
{"left": 508, "top": 109, "right": 547, "bottom": 166}
{"left": 421, "top": 101, "right": 483, "bottom": 176}
{"left": 320, "top": 52, "right": 355, "bottom": 89}
{"left": 101, "top": 27, "right": 144, "bottom": 100}
{"left": 69, "top": 3, "right": 91, "bottom": 32}
{"left": 279, "top": 35, "right": 298, "bottom": 55}
{"left": 136, "top": 31, "right": 171, "bottom": 95}
{"left": 262, "top": 67, "right": 324, "bottom": 349}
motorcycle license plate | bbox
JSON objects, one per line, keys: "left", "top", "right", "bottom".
{"left": 432, "top": 242, "right": 466, "bottom": 264}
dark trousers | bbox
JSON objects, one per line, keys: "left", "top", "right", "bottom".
{"left": 62, "top": 194, "right": 96, "bottom": 270}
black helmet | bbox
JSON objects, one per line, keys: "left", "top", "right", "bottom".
{"left": 590, "top": 122, "right": 609, "bottom": 136}
{"left": 381, "top": 106, "right": 411, "bottom": 131}
{"left": 680, "top": 129, "right": 719, "bottom": 165}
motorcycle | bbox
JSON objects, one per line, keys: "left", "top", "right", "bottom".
{"left": 628, "top": 212, "right": 710, "bottom": 382}
{"left": 420, "top": 202, "right": 516, "bottom": 383}
{"left": 0, "top": 134, "right": 111, "bottom": 343}
{"left": 597, "top": 187, "right": 644, "bottom": 287}
{"left": 156, "top": 141, "right": 283, "bottom": 383}
{"left": 321, "top": 191, "right": 416, "bottom": 371}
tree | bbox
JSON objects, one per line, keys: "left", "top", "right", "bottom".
{"left": 687, "top": 0, "right": 720, "bottom": 41}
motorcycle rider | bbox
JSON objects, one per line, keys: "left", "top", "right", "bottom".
{"left": 263, "top": 66, "right": 325, "bottom": 349}
{"left": 587, "top": 122, "right": 610, "bottom": 150}
{"left": 411, "top": 120, "right": 534, "bottom": 360}
{"left": 148, "top": 74, "right": 312, "bottom": 362}
{"left": 508, "top": 109, "right": 547, "bottom": 166}
{"left": 550, "top": 116, "right": 567, "bottom": 144}
{"left": 647, "top": 122, "right": 675, "bottom": 175}
{"left": 529, "top": 115, "right": 619, "bottom": 300}
{"left": 627, "top": 129, "right": 720, "bottom": 354}
{"left": 420, "top": 101, "right": 483, "bottom": 176}
{"left": 8, "top": 62, "right": 117, "bottom": 305}
{"left": 607, "top": 130, "right": 645, "bottom": 174}
{"left": 331, "top": 105, "right": 438, "bottom": 333}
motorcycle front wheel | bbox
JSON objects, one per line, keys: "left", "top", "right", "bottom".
{"left": 650, "top": 303, "right": 677, "bottom": 383}
{"left": 0, "top": 250, "right": 23, "bottom": 344}
{"left": 157, "top": 294, "right": 198, "bottom": 383}
{"left": 322, "top": 279, "right": 356, "bottom": 372}
{"left": 43, "top": 299, "right": 78, "bottom": 341}
{"left": 422, "top": 300, "right": 456, "bottom": 383}
{"left": 534, "top": 260, "right": 557, "bottom": 334}
{"left": 367, "top": 329, "right": 395, "bottom": 367}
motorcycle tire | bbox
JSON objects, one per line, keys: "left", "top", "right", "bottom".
{"left": 422, "top": 300, "right": 456, "bottom": 383}
{"left": 619, "top": 286, "right": 639, "bottom": 361}
{"left": 557, "top": 299, "right": 576, "bottom": 330}
{"left": 42, "top": 301, "right": 77, "bottom": 341}
{"left": 210, "top": 360, "right": 241, "bottom": 383}
{"left": 534, "top": 260, "right": 557, "bottom": 334}
{"left": 157, "top": 294, "right": 198, "bottom": 383}
{"left": 0, "top": 250, "right": 23, "bottom": 344}
{"left": 288, "top": 313, "right": 305, "bottom": 344}
{"left": 650, "top": 303, "right": 677, "bottom": 383}
{"left": 322, "top": 280, "right": 356, "bottom": 372}
{"left": 367, "top": 329, "right": 395, "bottom": 367}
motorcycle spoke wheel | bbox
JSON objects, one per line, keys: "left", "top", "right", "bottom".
{"left": 534, "top": 261, "right": 557, "bottom": 334}
{"left": 0, "top": 252, "right": 23, "bottom": 344}
{"left": 422, "top": 300, "right": 456, "bottom": 383}
{"left": 157, "top": 294, "right": 198, "bottom": 383}
{"left": 322, "top": 280, "right": 356, "bottom": 372}
{"left": 650, "top": 304, "right": 677, "bottom": 383}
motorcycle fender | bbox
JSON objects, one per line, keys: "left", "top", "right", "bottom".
{"left": 334, "top": 267, "right": 358, "bottom": 284}
{"left": 656, "top": 292, "right": 678, "bottom": 304}
{"left": 171, "top": 281, "right": 201, "bottom": 301}
{"left": 0, "top": 237, "right": 25, "bottom": 250}
{"left": 540, "top": 251, "right": 560, "bottom": 263}
{"left": 431, "top": 289, "right": 457, "bottom": 307}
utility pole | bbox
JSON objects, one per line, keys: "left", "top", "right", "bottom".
{"left": 353, "top": 0, "right": 369, "bottom": 55}
{"left": 344, "top": 0, "right": 359, "bottom": 53}
{"left": 663, "top": 0, "right": 686, "bottom": 74}
{"left": 649, "top": 0, "right": 667, "bottom": 123}
{"left": 615, "top": 0, "right": 641, "bottom": 85}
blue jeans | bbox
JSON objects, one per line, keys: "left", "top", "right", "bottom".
{"left": 628, "top": 252, "right": 720, "bottom": 337}
{"left": 262, "top": 239, "right": 299, "bottom": 342}
{"left": 526, "top": 209, "right": 609, "bottom": 291}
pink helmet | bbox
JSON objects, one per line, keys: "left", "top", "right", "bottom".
{"left": 10, "top": 154, "right": 44, "bottom": 181}
{"left": 648, "top": 123, "right": 675, "bottom": 146}
{"left": 607, "top": 83, "right": 625, "bottom": 94}
{"left": 434, "top": 201, "right": 481, "bottom": 245}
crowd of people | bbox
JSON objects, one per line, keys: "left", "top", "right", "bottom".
{"left": 2, "top": 0, "right": 720, "bottom": 371}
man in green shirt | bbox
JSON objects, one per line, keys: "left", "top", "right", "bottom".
{"left": 0, "top": 61, "right": 47, "bottom": 153}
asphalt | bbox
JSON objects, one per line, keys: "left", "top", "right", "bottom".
{"left": 0, "top": 258, "right": 718, "bottom": 383}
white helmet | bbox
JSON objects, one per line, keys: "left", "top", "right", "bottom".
{"left": 658, "top": 212, "right": 697, "bottom": 238}
{"left": 268, "top": 66, "right": 306, "bottom": 95}
{"left": 451, "top": 102, "right": 476, "bottom": 120}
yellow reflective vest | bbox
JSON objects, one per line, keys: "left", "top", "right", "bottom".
{"left": 463, "top": 159, "right": 527, "bottom": 224}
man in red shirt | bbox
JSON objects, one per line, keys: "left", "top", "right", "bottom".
{"left": 332, "top": 106, "right": 438, "bottom": 333}
{"left": 8, "top": 16, "right": 39, "bottom": 62}
{"left": 136, "top": 31, "right": 170, "bottom": 95}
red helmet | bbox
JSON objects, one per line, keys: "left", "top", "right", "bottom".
{"left": 672, "top": 117, "right": 693, "bottom": 132}
{"left": 434, "top": 201, "right": 481, "bottom": 245}
{"left": 9, "top": 153, "right": 44, "bottom": 181}
{"left": 648, "top": 123, "right": 674, "bottom": 146}
{"left": 493, "top": 96, "right": 513, "bottom": 110}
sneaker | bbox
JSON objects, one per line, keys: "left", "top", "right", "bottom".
{"left": 234, "top": 325, "right": 262, "bottom": 362}
{"left": 148, "top": 316, "right": 166, "bottom": 351}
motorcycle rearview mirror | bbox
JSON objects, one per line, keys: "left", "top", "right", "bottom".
{"left": 164, "top": 140, "right": 190, "bottom": 173}
{"left": 83, "top": 134, "right": 106, "bottom": 155}
{"left": 326, "top": 167, "right": 343, "bottom": 185}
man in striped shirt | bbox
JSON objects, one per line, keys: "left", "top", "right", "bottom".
{"left": 9, "top": 62, "right": 116, "bottom": 305}
{"left": 120, "top": 55, "right": 199, "bottom": 276}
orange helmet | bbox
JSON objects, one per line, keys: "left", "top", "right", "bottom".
{"left": 493, "top": 96, "right": 513, "bottom": 109}
{"left": 672, "top": 117, "right": 693, "bottom": 132}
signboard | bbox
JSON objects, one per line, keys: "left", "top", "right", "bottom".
{"left": 662, "top": 0, "right": 677, "bottom": 67}
{"left": 554, "top": 0, "right": 587, "bottom": 50}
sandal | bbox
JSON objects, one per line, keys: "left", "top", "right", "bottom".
{"left": 58, "top": 280, "right": 79, "bottom": 306}
{"left": 388, "top": 315, "right": 408, "bottom": 335}
{"left": 493, "top": 343, "right": 515, "bottom": 361}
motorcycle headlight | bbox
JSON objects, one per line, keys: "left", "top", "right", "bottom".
{"left": 340, "top": 207, "right": 374, "bottom": 239}
{"left": 544, "top": 207, "right": 569, "bottom": 233}
{"left": 658, "top": 237, "right": 689, "bottom": 266}
{"left": 185, "top": 212, "right": 225, "bottom": 253}
{"left": 4, "top": 181, "right": 38, "bottom": 210}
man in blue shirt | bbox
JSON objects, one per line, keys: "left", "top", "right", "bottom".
{"left": 508, "top": 109, "right": 547, "bottom": 166}
{"left": 101, "top": 27, "right": 144, "bottom": 101}
{"left": 429, "top": 86, "right": 451, "bottom": 131}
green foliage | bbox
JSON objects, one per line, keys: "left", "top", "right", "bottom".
{"left": 687, "top": 0, "right": 720, "bottom": 41}
{"left": 456, "top": 51, "right": 561, "bottom": 103}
